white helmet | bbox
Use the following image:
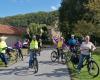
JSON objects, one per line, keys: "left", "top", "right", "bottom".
{"left": 32, "top": 35, "right": 36, "bottom": 39}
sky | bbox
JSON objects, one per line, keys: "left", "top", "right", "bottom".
{"left": 0, "top": 0, "right": 61, "bottom": 17}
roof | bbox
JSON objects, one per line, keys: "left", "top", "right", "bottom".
{"left": 0, "top": 24, "right": 26, "bottom": 36}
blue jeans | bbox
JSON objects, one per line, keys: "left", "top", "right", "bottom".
{"left": 29, "top": 50, "right": 37, "bottom": 68}
{"left": 77, "top": 54, "right": 90, "bottom": 71}
{"left": 0, "top": 53, "right": 8, "bottom": 65}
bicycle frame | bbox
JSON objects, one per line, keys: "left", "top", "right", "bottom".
{"left": 82, "top": 53, "right": 94, "bottom": 67}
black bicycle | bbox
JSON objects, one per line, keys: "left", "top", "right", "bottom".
{"left": 82, "top": 53, "right": 99, "bottom": 77}
{"left": 30, "top": 49, "right": 38, "bottom": 73}
{"left": 72, "top": 51, "right": 99, "bottom": 77}
{"left": 65, "top": 45, "right": 80, "bottom": 69}
{"left": 15, "top": 48, "right": 23, "bottom": 62}
{"left": 51, "top": 48, "right": 67, "bottom": 64}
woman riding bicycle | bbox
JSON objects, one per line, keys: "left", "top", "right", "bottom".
{"left": 77, "top": 35, "right": 96, "bottom": 73}
{"left": 15, "top": 39, "right": 23, "bottom": 61}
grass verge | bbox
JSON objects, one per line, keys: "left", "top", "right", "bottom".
{"left": 67, "top": 52, "right": 100, "bottom": 80}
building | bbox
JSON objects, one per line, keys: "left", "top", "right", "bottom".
{"left": 0, "top": 24, "right": 26, "bottom": 47}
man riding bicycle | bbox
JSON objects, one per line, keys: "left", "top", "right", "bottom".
{"left": 29, "top": 35, "right": 38, "bottom": 69}
{"left": 67, "top": 34, "right": 77, "bottom": 53}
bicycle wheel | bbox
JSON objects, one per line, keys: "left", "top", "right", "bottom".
{"left": 87, "top": 61, "right": 99, "bottom": 77}
{"left": 51, "top": 51, "right": 57, "bottom": 62}
{"left": 32, "top": 59, "right": 38, "bottom": 73}
{"left": 66, "top": 51, "right": 72, "bottom": 62}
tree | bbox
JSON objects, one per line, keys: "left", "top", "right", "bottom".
{"left": 28, "top": 23, "right": 39, "bottom": 35}
{"left": 74, "top": 20, "right": 96, "bottom": 36}
{"left": 59, "top": 0, "right": 94, "bottom": 37}
{"left": 0, "top": 11, "right": 59, "bottom": 28}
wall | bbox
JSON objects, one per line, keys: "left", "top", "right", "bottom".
{"left": 5, "top": 35, "right": 21, "bottom": 47}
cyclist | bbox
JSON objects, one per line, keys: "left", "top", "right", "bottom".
{"left": 67, "top": 34, "right": 77, "bottom": 53}
{"left": 36, "top": 34, "right": 42, "bottom": 56}
{"left": 38, "top": 38, "right": 42, "bottom": 56}
{"left": 15, "top": 39, "right": 23, "bottom": 61}
{"left": 77, "top": 35, "right": 96, "bottom": 73}
{"left": 29, "top": 35, "right": 38, "bottom": 69}
{"left": 56, "top": 36, "right": 65, "bottom": 62}
{"left": 25, "top": 31, "right": 32, "bottom": 44}
{"left": 0, "top": 37, "right": 8, "bottom": 67}
{"left": 52, "top": 34, "right": 59, "bottom": 48}
{"left": 25, "top": 31, "right": 32, "bottom": 55}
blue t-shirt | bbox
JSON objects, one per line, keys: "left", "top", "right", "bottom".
{"left": 68, "top": 38, "right": 77, "bottom": 46}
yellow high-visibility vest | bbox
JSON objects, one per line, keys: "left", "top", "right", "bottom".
{"left": 57, "top": 40, "right": 63, "bottom": 48}
{"left": 0, "top": 41, "right": 7, "bottom": 53}
{"left": 30, "top": 40, "right": 38, "bottom": 49}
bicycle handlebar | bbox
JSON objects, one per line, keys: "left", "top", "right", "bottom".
{"left": 1, "top": 47, "right": 8, "bottom": 51}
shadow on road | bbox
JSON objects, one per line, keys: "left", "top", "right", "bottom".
{"left": 0, "top": 66, "right": 35, "bottom": 76}
{"left": 35, "top": 68, "right": 69, "bottom": 78}
{"left": 39, "top": 60, "right": 60, "bottom": 66}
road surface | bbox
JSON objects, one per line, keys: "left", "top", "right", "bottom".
{"left": 0, "top": 49, "right": 71, "bottom": 80}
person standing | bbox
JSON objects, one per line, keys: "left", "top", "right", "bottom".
{"left": 77, "top": 35, "right": 96, "bottom": 73}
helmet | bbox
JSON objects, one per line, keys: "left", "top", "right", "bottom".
{"left": 32, "top": 35, "right": 36, "bottom": 39}
{"left": 71, "top": 34, "right": 74, "bottom": 37}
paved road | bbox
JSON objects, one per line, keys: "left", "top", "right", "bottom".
{"left": 0, "top": 50, "right": 71, "bottom": 80}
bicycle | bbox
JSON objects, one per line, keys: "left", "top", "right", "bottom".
{"left": 66, "top": 46, "right": 99, "bottom": 77}
{"left": 74, "top": 49, "right": 99, "bottom": 77}
{"left": 65, "top": 45, "right": 80, "bottom": 69}
{"left": 14, "top": 48, "right": 23, "bottom": 62}
{"left": 82, "top": 53, "right": 99, "bottom": 77}
{"left": 51, "top": 48, "right": 67, "bottom": 64}
{"left": 30, "top": 49, "right": 38, "bottom": 73}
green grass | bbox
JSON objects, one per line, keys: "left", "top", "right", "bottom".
{"left": 67, "top": 52, "right": 100, "bottom": 80}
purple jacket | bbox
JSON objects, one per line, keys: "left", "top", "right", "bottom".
{"left": 15, "top": 41, "right": 22, "bottom": 49}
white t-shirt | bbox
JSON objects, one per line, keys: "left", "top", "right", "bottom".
{"left": 80, "top": 42, "right": 96, "bottom": 55}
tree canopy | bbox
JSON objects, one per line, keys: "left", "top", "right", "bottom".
{"left": 0, "top": 11, "right": 58, "bottom": 28}
{"left": 59, "top": 0, "right": 100, "bottom": 44}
